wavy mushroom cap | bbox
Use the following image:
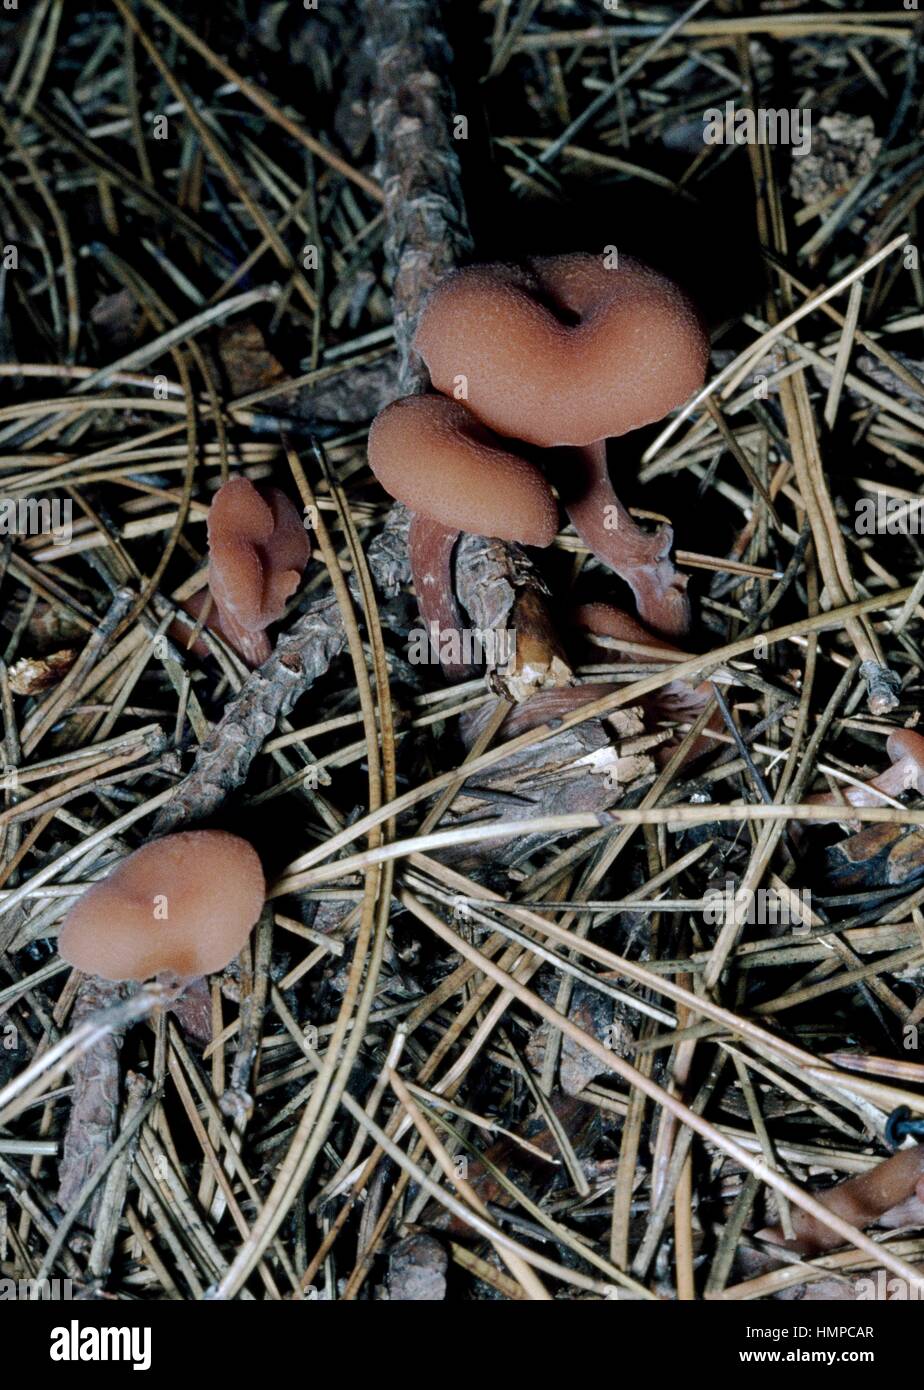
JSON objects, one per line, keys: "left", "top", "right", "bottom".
{"left": 367, "top": 395, "right": 559, "bottom": 546}
{"left": 207, "top": 478, "right": 311, "bottom": 636}
{"left": 414, "top": 253, "right": 709, "bottom": 447}
{"left": 58, "top": 830, "right": 265, "bottom": 981}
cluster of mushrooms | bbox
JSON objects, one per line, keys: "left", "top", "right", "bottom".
{"left": 370, "top": 252, "right": 709, "bottom": 657}
{"left": 55, "top": 250, "right": 924, "bottom": 1262}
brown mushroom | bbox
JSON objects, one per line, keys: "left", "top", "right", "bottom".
{"left": 367, "top": 394, "right": 558, "bottom": 678}
{"left": 202, "top": 477, "right": 311, "bottom": 667}
{"left": 758, "top": 1144, "right": 924, "bottom": 1256}
{"left": 574, "top": 602, "right": 723, "bottom": 767}
{"left": 807, "top": 729, "right": 924, "bottom": 819}
{"left": 414, "top": 253, "right": 709, "bottom": 638}
{"left": 58, "top": 830, "right": 265, "bottom": 982}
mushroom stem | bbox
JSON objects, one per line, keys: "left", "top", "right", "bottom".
{"left": 207, "top": 596, "right": 272, "bottom": 668}
{"left": 407, "top": 512, "right": 476, "bottom": 680}
{"left": 560, "top": 442, "right": 690, "bottom": 639}
{"left": 172, "top": 588, "right": 271, "bottom": 667}
{"left": 807, "top": 730, "right": 924, "bottom": 819}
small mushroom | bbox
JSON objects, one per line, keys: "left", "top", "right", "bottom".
{"left": 574, "top": 601, "right": 722, "bottom": 767}
{"left": 758, "top": 1144, "right": 924, "bottom": 1256}
{"left": 367, "top": 394, "right": 559, "bottom": 678}
{"left": 203, "top": 477, "right": 311, "bottom": 667}
{"left": 58, "top": 830, "right": 265, "bottom": 982}
{"left": 415, "top": 254, "right": 708, "bottom": 638}
{"left": 807, "top": 729, "right": 924, "bottom": 819}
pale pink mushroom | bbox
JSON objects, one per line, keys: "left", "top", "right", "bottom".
{"left": 414, "top": 253, "right": 708, "bottom": 448}
{"left": 203, "top": 477, "right": 311, "bottom": 667}
{"left": 807, "top": 729, "right": 924, "bottom": 819}
{"left": 758, "top": 1145, "right": 924, "bottom": 1256}
{"left": 58, "top": 830, "right": 265, "bottom": 982}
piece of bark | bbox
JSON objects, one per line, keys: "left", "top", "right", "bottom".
{"left": 526, "top": 982, "right": 634, "bottom": 1097}
{"left": 789, "top": 114, "right": 881, "bottom": 206}
{"left": 167, "top": 975, "right": 212, "bottom": 1046}
{"left": 365, "top": 502, "right": 412, "bottom": 598}
{"left": 423, "top": 1092, "right": 597, "bottom": 1239}
{"left": 150, "top": 594, "right": 347, "bottom": 833}
{"left": 825, "top": 823, "right": 924, "bottom": 889}
{"left": 300, "top": 357, "right": 400, "bottom": 427}
{"left": 215, "top": 320, "right": 288, "bottom": 397}
{"left": 56, "top": 977, "right": 131, "bottom": 1222}
{"left": 855, "top": 352, "right": 924, "bottom": 411}
{"left": 443, "top": 702, "right": 651, "bottom": 868}
{"left": 387, "top": 1231, "right": 448, "bottom": 1301}
{"left": 87, "top": 1070, "right": 150, "bottom": 1284}
{"left": 216, "top": 319, "right": 401, "bottom": 428}
{"left": 8, "top": 649, "right": 78, "bottom": 696}
{"left": 364, "top": 0, "right": 474, "bottom": 393}
{"left": 455, "top": 534, "right": 571, "bottom": 700}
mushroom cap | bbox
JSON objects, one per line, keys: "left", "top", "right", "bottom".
{"left": 58, "top": 830, "right": 265, "bottom": 981}
{"left": 367, "top": 394, "right": 559, "bottom": 546}
{"left": 414, "top": 253, "right": 709, "bottom": 447}
{"left": 574, "top": 602, "right": 678, "bottom": 653}
{"left": 207, "top": 478, "right": 311, "bottom": 636}
{"left": 886, "top": 728, "right": 924, "bottom": 767}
